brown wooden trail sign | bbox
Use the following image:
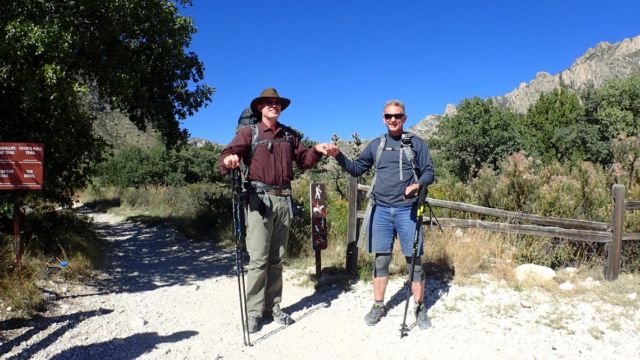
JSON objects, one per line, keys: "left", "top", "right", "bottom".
{"left": 0, "top": 142, "right": 44, "bottom": 190}
{"left": 0, "top": 142, "right": 45, "bottom": 282}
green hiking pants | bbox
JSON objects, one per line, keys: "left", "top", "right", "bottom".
{"left": 245, "top": 192, "right": 291, "bottom": 318}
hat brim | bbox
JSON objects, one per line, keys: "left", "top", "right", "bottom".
{"left": 250, "top": 96, "right": 291, "bottom": 114}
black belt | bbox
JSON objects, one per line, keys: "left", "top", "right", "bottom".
{"left": 246, "top": 181, "right": 291, "bottom": 196}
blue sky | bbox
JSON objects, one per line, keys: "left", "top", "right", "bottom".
{"left": 179, "top": 1, "right": 640, "bottom": 145}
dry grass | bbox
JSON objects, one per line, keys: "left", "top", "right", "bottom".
{"left": 570, "top": 269, "right": 639, "bottom": 307}
{"left": 0, "top": 209, "right": 105, "bottom": 319}
{"left": 423, "top": 228, "right": 517, "bottom": 282}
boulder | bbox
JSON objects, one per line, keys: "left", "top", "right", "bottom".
{"left": 515, "top": 264, "right": 556, "bottom": 283}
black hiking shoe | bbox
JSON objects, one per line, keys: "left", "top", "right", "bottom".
{"left": 272, "top": 307, "right": 294, "bottom": 325}
{"left": 247, "top": 316, "right": 261, "bottom": 334}
{"left": 364, "top": 303, "right": 387, "bottom": 326}
{"left": 415, "top": 303, "right": 431, "bottom": 329}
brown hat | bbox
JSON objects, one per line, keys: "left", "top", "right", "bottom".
{"left": 250, "top": 88, "right": 291, "bottom": 114}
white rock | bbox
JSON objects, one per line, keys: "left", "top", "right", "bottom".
{"left": 628, "top": 292, "right": 637, "bottom": 300}
{"left": 6, "top": 306, "right": 12, "bottom": 312}
{"left": 515, "top": 264, "right": 556, "bottom": 283}
{"left": 559, "top": 281, "right": 574, "bottom": 291}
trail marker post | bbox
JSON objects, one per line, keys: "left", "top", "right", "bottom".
{"left": 310, "top": 183, "right": 327, "bottom": 277}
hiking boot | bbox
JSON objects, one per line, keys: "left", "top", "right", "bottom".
{"left": 415, "top": 303, "right": 431, "bottom": 329}
{"left": 247, "top": 316, "right": 261, "bottom": 334}
{"left": 364, "top": 303, "right": 387, "bottom": 326}
{"left": 272, "top": 308, "right": 294, "bottom": 325}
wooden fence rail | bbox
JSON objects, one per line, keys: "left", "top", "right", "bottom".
{"left": 346, "top": 180, "right": 639, "bottom": 280}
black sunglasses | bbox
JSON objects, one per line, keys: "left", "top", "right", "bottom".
{"left": 384, "top": 113, "right": 405, "bottom": 120}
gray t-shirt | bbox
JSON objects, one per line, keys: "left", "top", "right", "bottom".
{"left": 335, "top": 132, "right": 435, "bottom": 207}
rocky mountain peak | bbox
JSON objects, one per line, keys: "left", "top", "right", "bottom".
{"left": 410, "top": 35, "right": 640, "bottom": 139}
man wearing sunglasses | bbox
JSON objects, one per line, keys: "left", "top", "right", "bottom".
{"left": 326, "top": 99, "right": 435, "bottom": 329}
{"left": 219, "top": 88, "right": 333, "bottom": 333}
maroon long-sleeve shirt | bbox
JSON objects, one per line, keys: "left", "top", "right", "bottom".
{"left": 217, "top": 121, "right": 323, "bottom": 187}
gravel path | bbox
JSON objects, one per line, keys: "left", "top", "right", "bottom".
{"left": 1, "top": 207, "right": 639, "bottom": 359}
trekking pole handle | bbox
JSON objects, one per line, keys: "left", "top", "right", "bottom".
{"left": 231, "top": 168, "right": 242, "bottom": 194}
{"left": 416, "top": 185, "right": 428, "bottom": 218}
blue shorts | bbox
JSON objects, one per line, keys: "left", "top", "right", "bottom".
{"left": 368, "top": 204, "right": 423, "bottom": 256}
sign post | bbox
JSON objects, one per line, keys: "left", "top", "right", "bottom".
{"left": 0, "top": 142, "right": 44, "bottom": 281}
{"left": 310, "top": 183, "right": 327, "bottom": 277}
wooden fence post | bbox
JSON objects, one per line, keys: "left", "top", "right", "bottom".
{"left": 345, "top": 176, "right": 359, "bottom": 273}
{"left": 13, "top": 200, "right": 23, "bottom": 283}
{"left": 606, "top": 184, "right": 625, "bottom": 280}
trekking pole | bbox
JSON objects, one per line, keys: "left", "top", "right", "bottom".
{"left": 425, "top": 200, "right": 444, "bottom": 233}
{"left": 231, "top": 168, "right": 251, "bottom": 346}
{"left": 400, "top": 185, "right": 428, "bottom": 338}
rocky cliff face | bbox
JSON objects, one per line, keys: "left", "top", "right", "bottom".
{"left": 410, "top": 35, "right": 640, "bottom": 139}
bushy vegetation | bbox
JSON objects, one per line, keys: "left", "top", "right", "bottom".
{"left": 94, "top": 143, "right": 223, "bottom": 188}
{"left": 429, "top": 76, "right": 640, "bottom": 273}
{"left": 1, "top": 209, "right": 104, "bottom": 315}
{"left": 433, "top": 76, "right": 640, "bottom": 181}
{"left": 86, "top": 143, "right": 231, "bottom": 242}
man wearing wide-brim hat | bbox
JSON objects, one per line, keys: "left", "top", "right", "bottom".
{"left": 218, "top": 87, "right": 332, "bottom": 334}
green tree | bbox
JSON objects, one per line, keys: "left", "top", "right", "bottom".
{"left": 0, "top": 0, "right": 214, "bottom": 206}
{"left": 432, "top": 97, "right": 522, "bottom": 181}
{"left": 521, "top": 88, "right": 606, "bottom": 165}
{"left": 592, "top": 75, "right": 640, "bottom": 141}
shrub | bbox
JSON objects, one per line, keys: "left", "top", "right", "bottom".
{"left": 95, "top": 144, "right": 222, "bottom": 188}
{"left": 491, "top": 152, "right": 542, "bottom": 213}
{"left": 1, "top": 209, "right": 105, "bottom": 315}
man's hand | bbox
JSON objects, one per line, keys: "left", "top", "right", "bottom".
{"left": 314, "top": 143, "right": 340, "bottom": 156}
{"left": 322, "top": 144, "right": 340, "bottom": 157}
{"left": 404, "top": 183, "right": 420, "bottom": 199}
{"left": 222, "top": 154, "right": 240, "bottom": 169}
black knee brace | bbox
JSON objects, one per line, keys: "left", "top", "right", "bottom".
{"left": 373, "top": 253, "right": 392, "bottom": 277}
{"left": 405, "top": 256, "right": 424, "bottom": 282}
